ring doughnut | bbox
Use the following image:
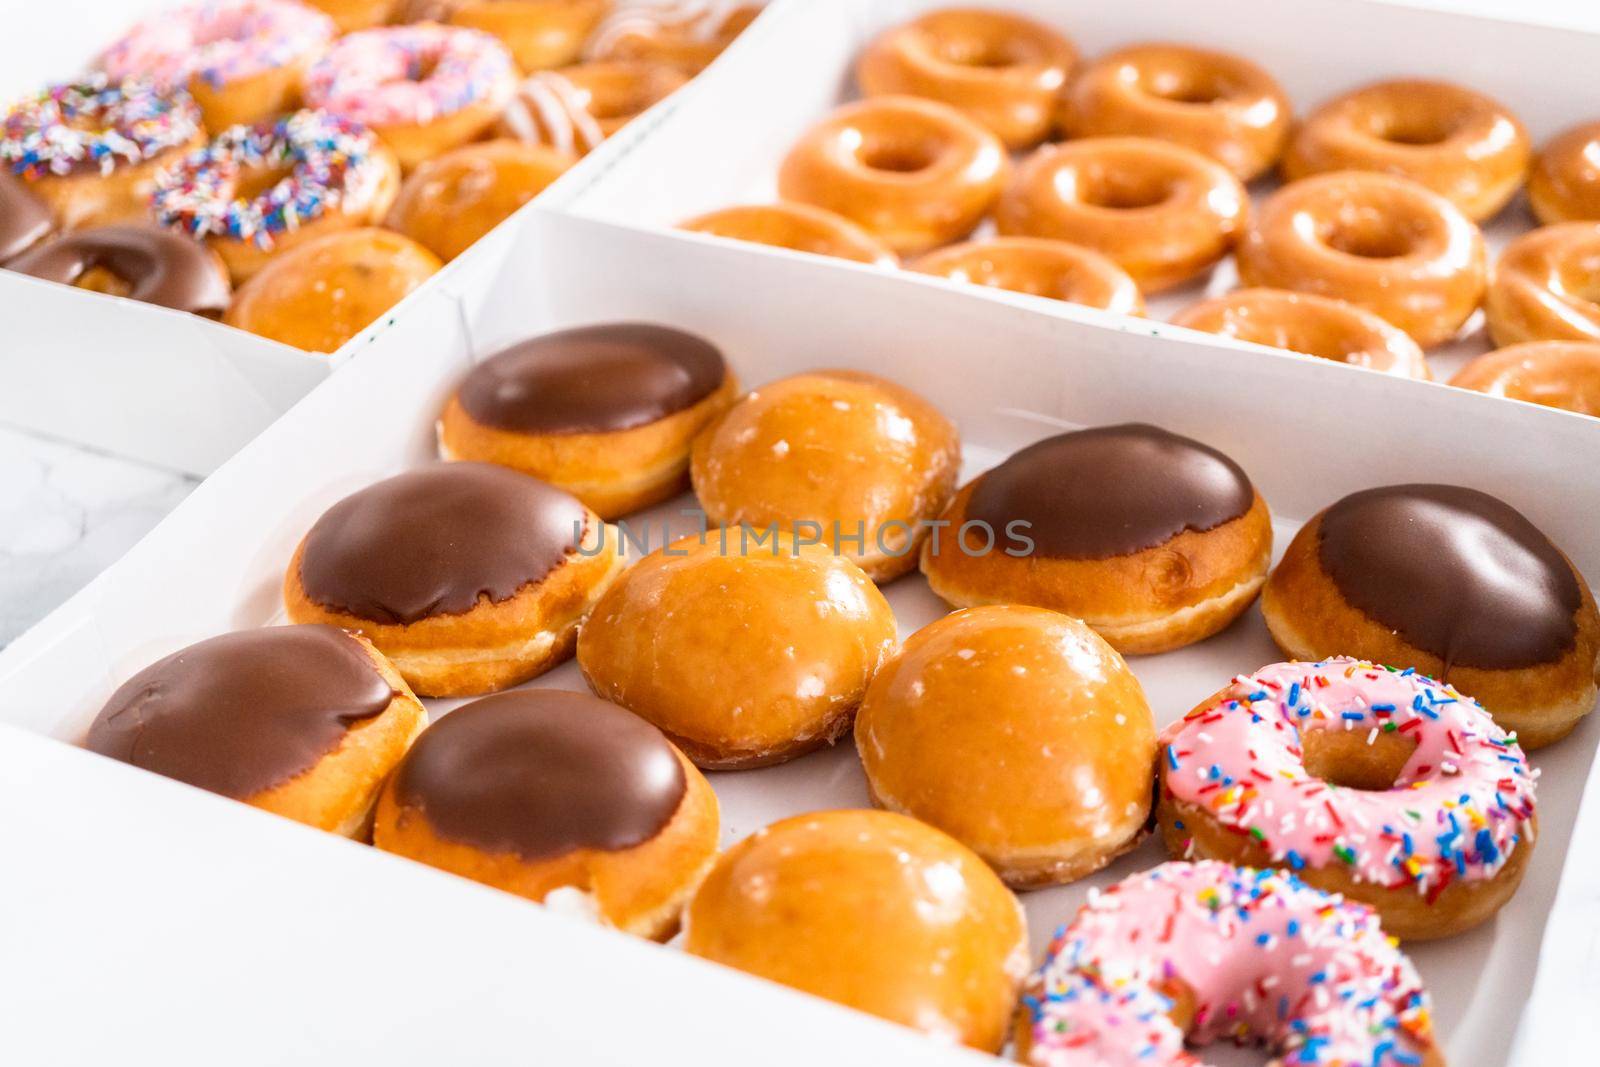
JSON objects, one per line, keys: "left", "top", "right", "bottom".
{"left": 1451, "top": 341, "right": 1600, "bottom": 417}
{"left": 1283, "top": 79, "right": 1530, "bottom": 221}
{"left": 679, "top": 202, "right": 897, "bottom": 265}
{"left": 7, "top": 224, "right": 231, "bottom": 316}
{"left": 407, "top": 0, "right": 609, "bottom": 70}
{"left": 1485, "top": 222, "right": 1600, "bottom": 347}
{"left": 499, "top": 63, "right": 687, "bottom": 157}
{"left": 0, "top": 173, "right": 53, "bottom": 260}
{"left": 304, "top": 0, "right": 405, "bottom": 32}
{"left": 386, "top": 139, "right": 572, "bottom": 262}
{"left": 584, "top": 1, "right": 761, "bottom": 75}
{"left": 1528, "top": 121, "right": 1600, "bottom": 225}
{"left": 995, "top": 137, "right": 1247, "bottom": 293}
{"left": 1236, "top": 171, "right": 1486, "bottom": 348}
{"left": 1059, "top": 43, "right": 1291, "bottom": 181}
{"left": 1171, "top": 288, "right": 1429, "bottom": 378}
{"left": 911, "top": 236, "right": 1143, "bottom": 315}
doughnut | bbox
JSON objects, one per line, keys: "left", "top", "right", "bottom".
{"left": 856, "top": 605, "right": 1155, "bottom": 888}
{"left": 305, "top": 0, "right": 405, "bottom": 32}
{"left": 1284, "top": 80, "right": 1530, "bottom": 221}
{"left": 407, "top": 0, "right": 610, "bottom": 71}
{"left": 777, "top": 96, "right": 1008, "bottom": 256}
{"left": 1451, "top": 341, "right": 1600, "bottom": 416}
{"left": 0, "top": 173, "right": 52, "bottom": 261}
{"left": 284, "top": 462, "right": 627, "bottom": 697}
{"left": 1484, "top": 222, "right": 1600, "bottom": 347}
{"left": 1157, "top": 658, "right": 1537, "bottom": 941}
{"left": 686, "top": 810, "right": 1027, "bottom": 1051}
{"left": 85, "top": 625, "right": 426, "bottom": 838}
{"left": 584, "top": 0, "right": 761, "bottom": 75}
{"left": 1171, "top": 288, "right": 1430, "bottom": 379}
{"left": 678, "top": 201, "right": 897, "bottom": 266}
{"left": 224, "top": 228, "right": 440, "bottom": 352}
{"left": 152, "top": 110, "right": 402, "bottom": 283}
{"left": 386, "top": 139, "right": 572, "bottom": 262}
{"left": 8, "top": 224, "right": 231, "bottom": 316}
{"left": 922, "top": 424, "right": 1272, "bottom": 655}
{"left": 1528, "top": 121, "right": 1600, "bottom": 225}
{"left": 438, "top": 322, "right": 739, "bottom": 517}
{"left": 1016, "top": 861, "right": 1442, "bottom": 1067}
{"left": 689, "top": 369, "right": 961, "bottom": 581}
{"left": 1236, "top": 171, "right": 1486, "bottom": 349}
{"left": 498, "top": 63, "right": 687, "bottom": 157}
{"left": 577, "top": 534, "right": 897, "bottom": 769}
{"left": 910, "top": 236, "right": 1144, "bottom": 315}
{"left": 856, "top": 8, "right": 1077, "bottom": 151}
{"left": 1059, "top": 44, "right": 1291, "bottom": 181}
{"left": 373, "top": 689, "right": 719, "bottom": 940}
{"left": 995, "top": 137, "right": 1247, "bottom": 293}
{"left": 1, "top": 77, "right": 203, "bottom": 230}
{"left": 1263, "top": 483, "right": 1600, "bottom": 749}
{"left": 98, "top": 0, "right": 336, "bottom": 130}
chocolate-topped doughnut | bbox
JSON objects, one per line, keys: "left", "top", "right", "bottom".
{"left": 922, "top": 424, "right": 1272, "bottom": 653}
{"left": 0, "top": 173, "right": 53, "bottom": 261}
{"left": 6, "top": 224, "right": 230, "bottom": 315}
{"left": 1264, "top": 484, "right": 1600, "bottom": 748}
{"left": 439, "top": 323, "right": 740, "bottom": 518}
{"left": 86, "top": 625, "right": 426, "bottom": 836}
{"left": 375, "top": 689, "right": 718, "bottom": 939}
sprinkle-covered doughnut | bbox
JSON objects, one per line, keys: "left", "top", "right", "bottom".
{"left": 1, "top": 77, "right": 200, "bottom": 180}
{"left": 100, "top": 0, "right": 335, "bottom": 95}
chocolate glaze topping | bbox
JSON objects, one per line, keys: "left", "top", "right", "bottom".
{"left": 965, "top": 423, "right": 1256, "bottom": 559}
{"left": 86, "top": 626, "right": 396, "bottom": 799}
{"left": 299, "top": 463, "right": 588, "bottom": 625}
{"left": 394, "top": 690, "right": 687, "bottom": 860}
{"left": 458, "top": 323, "right": 727, "bottom": 435}
{"left": 6, "top": 224, "right": 230, "bottom": 314}
{"left": 1318, "top": 484, "right": 1581, "bottom": 671}
{"left": 0, "top": 173, "right": 54, "bottom": 262}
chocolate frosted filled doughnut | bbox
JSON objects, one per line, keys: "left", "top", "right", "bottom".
{"left": 0, "top": 173, "right": 53, "bottom": 261}
{"left": 7, "top": 224, "right": 231, "bottom": 315}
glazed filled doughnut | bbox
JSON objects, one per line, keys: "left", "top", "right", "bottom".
{"left": 577, "top": 534, "right": 897, "bottom": 769}
{"left": 438, "top": 322, "right": 739, "bottom": 517}
{"left": 409, "top": 0, "right": 610, "bottom": 71}
{"left": 225, "top": 228, "right": 440, "bottom": 351}
{"left": 778, "top": 96, "right": 1008, "bottom": 256}
{"left": 1016, "top": 861, "right": 1442, "bottom": 1067}
{"left": 302, "top": 24, "right": 518, "bottom": 172}
{"left": 1263, "top": 483, "right": 1600, "bottom": 748}
{"left": 1157, "top": 658, "right": 1537, "bottom": 940}
{"left": 0, "top": 174, "right": 53, "bottom": 260}
{"left": 386, "top": 139, "right": 572, "bottom": 261}
{"left": 373, "top": 689, "right": 719, "bottom": 941}
{"left": 1451, "top": 341, "right": 1600, "bottom": 416}
{"left": 8, "top": 224, "right": 231, "bottom": 315}
{"left": 922, "top": 423, "right": 1272, "bottom": 654}
{"left": 152, "top": 110, "right": 401, "bottom": 283}
{"left": 1237, "top": 171, "right": 1486, "bottom": 348}
{"left": 499, "top": 63, "right": 687, "bottom": 157}
{"left": 690, "top": 369, "right": 961, "bottom": 581}
{"left": 995, "top": 137, "right": 1247, "bottom": 292}
{"left": 1, "top": 77, "right": 203, "bottom": 230}
{"left": 678, "top": 201, "right": 897, "bottom": 266}
{"left": 1485, "top": 222, "right": 1600, "bottom": 347}
{"left": 584, "top": 0, "right": 761, "bottom": 75}
{"left": 1284, "top": 79, "right": 1530, "bottom": 221}
{"left": 85, "top": 625, "right": 426, "bottom": 838}
{"left": 911, "top": 236, "right": 1144, "bottom": 315}
{"left": 856, "top": 8, "right": 1077, "bottom": 151}
{"left": 305, "top": 0, "right": 405, "bottom": 32}
{"left": 284, "top": 462, "right": 626, "bottom": 697}
{"left": 1059, "top": 44, "right": 1291, "bottom": 181}
{"left": 1171, "top": 288, "right": 1429, "bottom": 378}
{"left": 856, "top": 605, "right": 1155, "bottom": 888}
{"left": 99, "top": 0, "right": 336, "bottom": 130}
{"left": 1528, "top": 121, "right": 1600, "bottom": 225}
{"left": 686, "top": 810, "right": 1027, "bottom": 1051}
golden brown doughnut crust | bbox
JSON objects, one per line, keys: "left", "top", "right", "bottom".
{"left": 911, "top": 236, "right": 1145, "bottom": 315}
{"left": 1485, "top": 222, "right": 1600, "bottom": 347}
{"left": 1171, "top": 288, "right": 1430, "bottom": 378}
{"left": 557, "top": 60, "right": 689, "bottom": 138}
{"left": 1529, "top": 121, "right": 1600, "bottom": 225}
{"left": 679, "top": 202, "right": 898, "bottom": 266}
{"left": 1450, "top": 341, "right": 1600, "bottom": 416}
{"left": 387, "top": 139, "right": 573, "bottom": 263}
{"left": 443, "top": 0, "right": 609, "bottom": 71}
{"left": 305, "top": 0, "right": 404, "bottom": 32}
{"left": 584, "top": 3, "right": 760, "bottom": 75}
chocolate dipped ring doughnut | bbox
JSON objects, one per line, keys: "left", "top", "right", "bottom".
{"left": 1485, "top": 222, "right": 1600, "bottom": 347}
{"left": 911, "top": 236, "right": 1143, "bottom": 315}
{"left": 1451, "top": 341, "right": 1600, "bottom": 416}
{"left": 679, "top": 202, "right": 897, "bottom": 266}
{"left": 499, "top": 63, "right": 688, "bottom": 158}
{"left": 583, "top": 1, "right": 761, "bottom": 75}
{"left": 1171, "top": 288, "right": 1429, "bottom": 379}
{"left": 406, "top": 0, "right": 609, "bottom": 70}
{"left": 7, "top": 224, "right": 231, "bottom": 315}
{"left": 0, "top": 173, "right": 52, "bottom": 260}
{"left": 1529, "top": 121, "right": 1600, "bottom": 225}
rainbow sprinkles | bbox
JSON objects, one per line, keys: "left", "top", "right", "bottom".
{"left": 1, "top": 77, "right": 201, "bottom": 180}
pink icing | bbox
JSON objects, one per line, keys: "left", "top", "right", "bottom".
{"left": 100, "top": 0, "right": 335, "bottom": 91}
{"left": 301, "top": 24, "right": 516, "bottom": 130}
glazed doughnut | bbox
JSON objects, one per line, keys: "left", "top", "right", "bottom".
{"left": 1284, "top": 80, "right": 1530, "bottom": 221}
{"left": 304, "top": 0, "right": 405, "bottom": 32}
{"left": 0, "top": 173, "right": 52, "bottom": 261}
{"left": 407, "top": 0, "right": 610, "bottom": 71}
{"left": 1451, "top": 341, "right": 1600, "bottom": 416}
{"left": 856, "top": 8, "right": 1077, "bottom": 151}
{"left": 777, "top": 96, "right": 1008, "bottom": 256}
{"left": 152, "top": 110, "right": 401, "bottom": 283}
{"left": 373, "top": 689, "right": 718, "bottom": 941}
{"left": 386, "top": 139, "right": 572, "bottom": 262}
{"left": 1236, "top": 171, "right": 1486, "bottom": 348}
{"left": 856, "top": 605, "right": 1155, "bottom": 888}
{"left": 1263, "top": 483, "right": 1600, "bottom": 749}
{"left": 1485, "top": 222, "right": 1600, "bottom": 347}
{"left": 1, "top": 77, "right": 203, "bottom": 231}
{"left": 1016, "top": 861, "right": 1442, "bottom": 1067}
{"left": 584, "top": 1, "right": 761, "bottom": 75}
{"left": 995, "top": 137, "right": 1247, "bottom": 292}
{"left": 577, "top": 534, "right": 897, "bottom": 769}
{"left": 8, "top": 224, "right": 231, "bottom": 316}
{"left": 911, "top": 236, "right": 1144, "bottom": 315}
{"left": 1171, "top": 288, "right": 1429, "bottom": 379}
{"left": 438, "top": 322, "right": 740, "bottom": 517}
{"left": 225, "top": 228, "right": 440, "bottom": 352}
{"left": 1059, "top": 44, "right": 1291, "bottom": 182}
{"left": 686, "top": 810, "right": 1027, "bottom": 1051}
{"left": 1528, "top": 121, "right": 1600, "bottom": 225}
{"left": 98, "top": 0, "right": 336, "bottom": 130}
{"left": 499, "top": 63, "right": 687, "bottom": 157}
{"left": 284, "top": 462, "right": 627, "bottom": 697}
{"left": 302, "top": 24, "right": 518, "bottom": 172}
{"left": 678, "top": 202, "right": 897, "bottom": 266}
{"left": 690, "top": 369, "right": 961, "bottom": 581}
{"left": 85, "top": 625, "right": 426, "bottom": 838}
{"left": 922, "top": 424, "right": 1272, "bottom": 655}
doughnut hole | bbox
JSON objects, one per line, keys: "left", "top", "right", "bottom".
{"left": 1068, "top": 158, "right": 1178, "bottom": 211}
{"left": 855, "top": 132, "right": 945, "bottom": 175}
{"left": 74, "top": 266, "right": 133, "bottom": 299}
{"left": 931, "top": 31, "right": 1028, "bottom": 70}
{"left": 234, "top": 164, "right": 294, "bottom": 203}
{"left": 1138, "top": 66, "right": 1233, "bottom": 107}
{"left": 1300, "top": 729, "right": 1419, "bottom": 792}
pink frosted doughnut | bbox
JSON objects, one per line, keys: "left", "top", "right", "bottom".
{"left": 100, "top": 0, "right": 334, "bottom": 95}
{"left": 302, "top": 24, "right": 516, "bottom": 134}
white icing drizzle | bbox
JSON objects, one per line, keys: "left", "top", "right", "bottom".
{"left": 501, "top": 72, "right": 605, "bottom": 157}
{"left": 584, "top": 0, "right": 747, "bottom": 59}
